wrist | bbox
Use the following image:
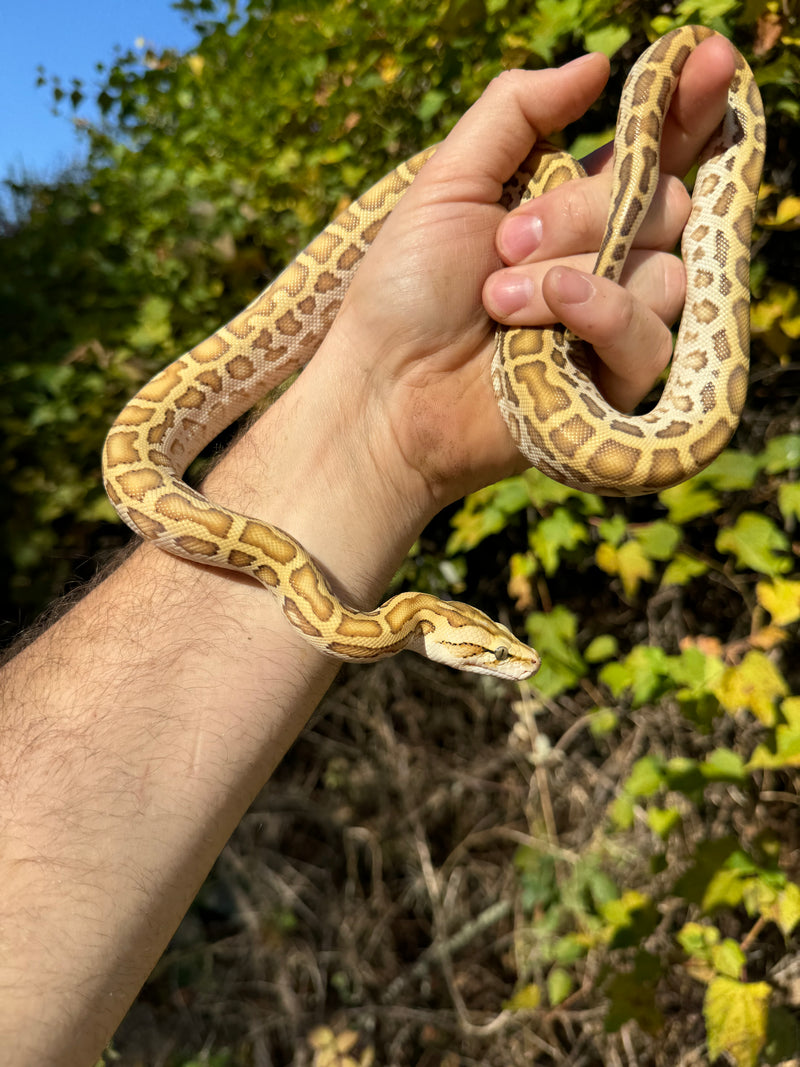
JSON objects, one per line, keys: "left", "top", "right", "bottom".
{"left": 201, "top": 327, "right": 434, "bottom": 611}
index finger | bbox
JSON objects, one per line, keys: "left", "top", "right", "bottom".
{"left": 582, "top": 34, "right": 736, "bottom": 181}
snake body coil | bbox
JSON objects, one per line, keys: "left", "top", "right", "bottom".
{"left": 103, "top": 27, "right": 765, "bottom": 679}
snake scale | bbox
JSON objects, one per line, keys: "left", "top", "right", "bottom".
{"left": 103, "top": 26, "right": 765, "bottom": 680}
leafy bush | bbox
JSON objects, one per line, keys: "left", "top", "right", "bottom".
{"left": 4, "top": 0, "right": 799, "bottom": 1063}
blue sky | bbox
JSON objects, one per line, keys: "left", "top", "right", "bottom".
{"left": 2, "top": 0, "right": 200, "bottom": 188}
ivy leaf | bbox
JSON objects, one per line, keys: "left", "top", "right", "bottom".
{"left": 661, "top": 552, "right": 709, "bottom": 586}
{"left": 596, "top": 538, "right": 653, "bottom": 597}
{"left": 702, "top": 449, "right": 763, "bottom": 491}
{"left": 503, "top": 982, "right": 542, "bottom": 1011}
{"left": 525, "top": 604, "right": 586, "bottom": 697}
{"left": 633, "top": 520, "right": 681, "bottom": 559}
{"left": 710, "top": 938, "right": 746, "bottom": 979}
{"left": 762, "top": 433, "right": 800, "bottom": 473}
{"left": 658, "top": 478, "right": 720, "bottom": 523}
{"left": 756, "top": 577, "right": 800, "bottom": 625}
{"left": 777, "top": 481, "right": 800, "bottom": 522}
{"left": 701, "top": 748, "right": 746, "bottom": 783}
{"left": 747, "top": 723, "right": 800, "bottom": 770}
{"left": 647, "top": 806, "right": 681, "bottom": 839}
{"left": 704, "top": 976, "right": 770, "bottom": 1067}
{"left": 624, "top": 755, "right": 665, "bottom": 798}
{"left": 715, "top": 512, "right": 791, "bottom": 576}
{"left": 529, "top": 507, "right": 588, "bottom": 576}
{"left": 600, "top": 645, "right": 670, "bottom": 706}
{"left": 714, "top": 650, "right": 788, "bottom": 725}
{"left": 546, "top": 967, "right": 573, "bottom": 1006}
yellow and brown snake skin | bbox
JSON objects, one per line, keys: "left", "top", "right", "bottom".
{"left": 103, "top": 26, "right": 765, "bottom": 680}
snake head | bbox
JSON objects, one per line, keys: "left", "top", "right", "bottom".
{"left": 410, "top": 600, "right": 541, "bottom": 680}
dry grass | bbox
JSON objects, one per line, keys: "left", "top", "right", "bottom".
{"left": 107, "top": 645, "right": 800, "bottom": 1067}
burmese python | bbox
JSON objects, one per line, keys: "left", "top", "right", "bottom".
{"left": 103, "top": 25, "right": 765, "bottom": 680}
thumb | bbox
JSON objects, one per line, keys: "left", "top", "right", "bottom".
{"left": 422, "top": 54, "right": 610, "bottom": 204}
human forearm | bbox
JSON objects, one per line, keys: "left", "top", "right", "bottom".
{"left": 0, "top": 335, "right": 417, "bottom": 1066}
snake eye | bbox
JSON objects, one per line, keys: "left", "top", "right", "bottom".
{"left": 494, "top": 646, "right": 509, "bottom": 662}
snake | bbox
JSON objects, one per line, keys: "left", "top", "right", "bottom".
{"left": 102, "top": 25, "right": 765, "bottom": 681}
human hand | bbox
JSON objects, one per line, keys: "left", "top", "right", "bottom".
{"left": 318, "top": 36, "right": 735, "bottom": 517}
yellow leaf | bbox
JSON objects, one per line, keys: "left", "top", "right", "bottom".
{"left": 763, "top": 194, "right": 800, "bottom": 229}
{"left": 756, "top": 577, "right": 800, "bottom": 625}
{"left": 596, "top": 540, "right": 653, "bottom": 597}
{"left": 187, "top": 54, "right": 205, "bottom": 77}
{"left": 504, "top": 982, "right": 542, "bottom": 1010}
{"left": 704, "top": 977, "right": 770, "bottom": 1067}
{"left": 713, "top": 650, "right": 788, "bottom": 725}
{"left": 378, "top": 54, "right": 401, "bottom": 83}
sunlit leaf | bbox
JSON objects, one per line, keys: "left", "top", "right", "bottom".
{"left": 715, "top": 512, "right": 791, "bottom": 576}
{"left": 704, "top": 977, "right": 770, "bottom": 1067}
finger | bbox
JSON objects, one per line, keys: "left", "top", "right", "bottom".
{"left": 496, "top": 171, "right": 691, "bottom": 265}
{"left": 484, "top": 247, "right": 686, "bottom": 328}
{"left": 410, "top": 54, "right": 610, "bottom": 206}
{"left": 582, "top": 35, "right": 735, "bottom": 182}
{"left": 659, "top": 33, "right": 736, "bottom": 176}
{"left": 542, "top": 266, "right": 677, "bottom": 413}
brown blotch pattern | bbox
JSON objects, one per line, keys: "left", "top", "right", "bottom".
{"left": 690, "top": 419, "right": 733, "bottom": 467}
{"left": 336, "top": 616, "right": 384, "bottom": 640}
{"left": 139, "top": 361, "right": 187, "bottom": 403}
{"left": 550, "top": 415, "right": 596, "bottom": 457}
{"left": 587, "top": 441, "right": 641, "bottom": 483}
{"left": 647, "top": 448, "right": 685, "bottom": 486}
{"left": 126, "top": 507, "right": 167, "bottom": 540}
{"left": 290, "top": 563, "right": 335, "bottom": 622}
{"left": 228, "top": 549, "right": 256, "bottom": 568}
{"left": 117, "top": 469, "right": 164, "bottom": 501}
{"left": 283, "top": 598, "right": 323, "bottom": 639}
{"left": 155, "top": 494, "right": 234, "bottom": 539}
{"left": 240, "top": 520, "right": 297, "bottom": 564}
{"left": 513, "top": 361, "right": 571, "bottom": 421}
{"left": 105, "top": 430, "right": 141, "bottom": 467}
{"left": 225, "top": 355, "right": 255, "bottom": 380}
{"left": 174, "top": 534, "right": 219, "bottom": 558}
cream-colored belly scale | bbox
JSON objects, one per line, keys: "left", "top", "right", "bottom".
{"left": 103, "top": 26, "right": 765, "bottom": 680}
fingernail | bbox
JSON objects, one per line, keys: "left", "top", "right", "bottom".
{"left": 490, "top": 273, "right": 533, "bottom": 315}
{"left": 549, "top": 266, "right": 594, "bottom": 305}
{"left": 502, "top": 214, "right": 543, "bottom": 262}
{"left": 561, "top": 52, "right": 599, "bottom": 70}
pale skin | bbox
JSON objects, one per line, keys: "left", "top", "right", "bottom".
{"left": 0, "top": 39, "right": 735, "bottom": 1066}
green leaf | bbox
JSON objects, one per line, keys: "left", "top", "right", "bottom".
{"left": 701, "top": 748, "right": 747, "bottom": 784}
{"left": 525, "top": 605, "right": 586, "bottom": 697}
{"left": 702, "top": 449, "right": 763, "bottom": 491}
{"left": 658, "top": 479, "right": 720, "bottom": 523}
{"left": 504, "top": 982, "right": 541, "bottom": 1011}
{"left": 661, "top": 552, "right": 709, "bottom": 586}
{"left": 599, "top": 645, "right": 670, "bottom": 706}
{"left": 633, "top": 520, "right": 681, "bottom": 560}
{"left": 710, "top": 938, "right": 746, "bottom": 979}
{"left": 778, "top": 481, "right": 800, "bottom": 522}
{"left": 588, "top": 706, "right": 618, "bottom": 737}
{"left": 677, "top": 920, "right": 719, "bottom": 960}
{"left": 529, "top": 507, "right": 588, "bottom": 576}
{"left": 584, "top": 634, "right": 618, "bottom": 663}
{"left": 546, "top": 967, "right": 573, "bottom": 1006}
{"left": 582, "top": 24, "right": 630, "bottom": 56}
{"left": 704, "top": 976, "right": 770, "bottom": 1067}
{"left": 599, "top": 892, "right": 659, "bottom": 949}
{"left": 647, "top": 806, "right": 681, "bottom": 839}
{"left": 762, "top": 434, "right": 800, "bottom": 473}
{"left": 715, "top": 512, "right": 791, "bottom": 576}
{"left": 604, "top": 951, "right": 664, "bottom": 1034}
{"left": 624, "top": 755, "right": 665, "bottom": 798}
